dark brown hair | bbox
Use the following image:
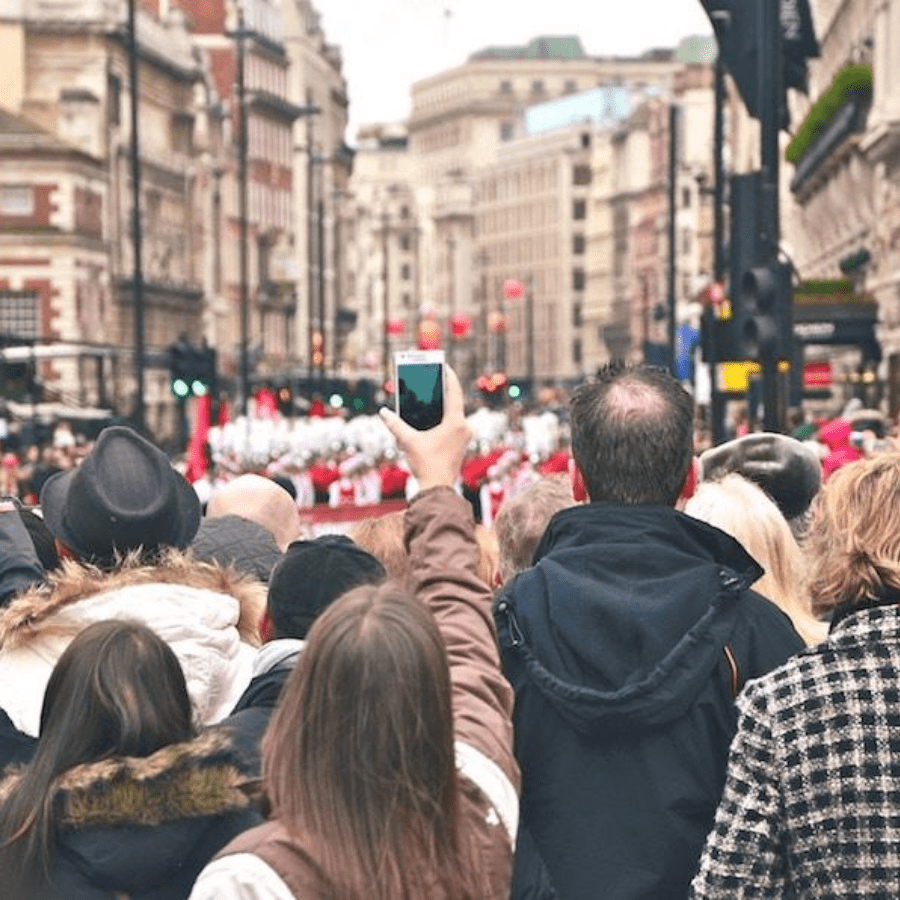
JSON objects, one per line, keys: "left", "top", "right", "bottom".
{"left": 570, "top": 361, "right": 694, "bottom": 505}
{"left": 262, "top": 582, "right": 476, "bottom": 900}
{"left": 0, "top": 620, "right": 193, "bottom": 893}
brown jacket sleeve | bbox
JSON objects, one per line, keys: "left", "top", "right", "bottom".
{"left": 404, "top": 486, "right": 519, "bottom": 793}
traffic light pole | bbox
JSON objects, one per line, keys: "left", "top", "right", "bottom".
{"left": 758, "top": 0, "right": 782, "bottom": 431}
{"left": 709, "top": 56, "right": 727, "bottom": 445}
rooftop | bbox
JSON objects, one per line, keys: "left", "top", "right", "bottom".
{"left": 470, "top": 35, "right": 586, "bottom": 62}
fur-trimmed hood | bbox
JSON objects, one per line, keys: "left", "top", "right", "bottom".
{"left": 0, "top": 551, "right": 267, "bottom": 737}
{"left": 0, "top": 548, "right": 266, "bottom": 649}
{"left": 1, "top": 732, "right": 261, "bottom": 898}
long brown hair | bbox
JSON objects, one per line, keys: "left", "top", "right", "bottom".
{"left": 0, "top": 620, "right": 193, "bottom": 894}
{"left": 262, "top": 582, "right": 476, "bottom": 900}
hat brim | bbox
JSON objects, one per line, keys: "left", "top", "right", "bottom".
{"left": 40, "top": 467, "right": 201, "bottom": 561}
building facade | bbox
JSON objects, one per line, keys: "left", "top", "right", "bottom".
{"left": 781, "top": 0, "right": 900, "bottom": 412}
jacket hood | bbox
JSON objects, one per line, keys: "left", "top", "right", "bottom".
{"left": 0, "top": 548, "right": 266, "bottom": 648}
{"left": 0, "top": 732, "right": 258, "bottom": 895}
{"left": 495, "top": 503, "right": 763, "bottom": 735}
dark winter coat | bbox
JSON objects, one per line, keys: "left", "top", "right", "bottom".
{"left": 494, "top": 502, "right": 805, "bottom": 900}
{"left": 0, "top": 732, "right": 261, "bottom": 900}
{"left": 213, "top": 640, "right": 302, "bottom": 778}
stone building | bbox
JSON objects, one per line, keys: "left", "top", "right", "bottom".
{"left": 0, "top": 0, "right": 210, "bottom": 433}
{"left": 344, "top": 36, "right": 705, "bottom": 388}
{"left": 0, "top": 108, "right": 110, "bottom": 414}
{"left": 0, "top": 0, "right": 350, "bottom": 434}
{"left": 781, "top": 0, "right": 900, "bottom": 412}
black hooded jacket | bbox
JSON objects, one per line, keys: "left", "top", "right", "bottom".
{"left": 494, "top": 502, "right": 805, "bottom": 900}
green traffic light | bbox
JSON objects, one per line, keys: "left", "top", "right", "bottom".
{"left": 172, "top": 378, "right": 190, "bottom": 399}
{"left": 192, "top": 380, "right": 208, "bottom": 397}
{"left": 508, "top": 385, "right": 522, "bottom": 399}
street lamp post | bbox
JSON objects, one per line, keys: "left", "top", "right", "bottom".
{"left": 381, "top": 211, "right": 390, "bottom": 383}
{"left": 236, "top": 5, "right": 250, "bottom": 417}
{"left": 127, "top": 0, "right": 145, "bottom": 432}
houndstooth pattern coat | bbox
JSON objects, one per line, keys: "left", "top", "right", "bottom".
{"left": 690, "top": 602, "right": 900, "bottom": 899}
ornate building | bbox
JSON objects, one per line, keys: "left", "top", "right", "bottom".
{"left": 782, "top": 0, "right": 900, "bottom": 411}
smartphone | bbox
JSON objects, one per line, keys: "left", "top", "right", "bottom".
{"left": 394, "top": 350, "right": 445, "bottom": 431}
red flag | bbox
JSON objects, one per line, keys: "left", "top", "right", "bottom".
{"left": 185, "top": 393, "right": 211, "bottom": 482}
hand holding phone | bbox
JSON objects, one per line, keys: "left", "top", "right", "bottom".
{"left": 381, "top": 361, "right": 470, "bottom": 491}
{"left": 393, "top": 350, "right": 445, "bottom": 431}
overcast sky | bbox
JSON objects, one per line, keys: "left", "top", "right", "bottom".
{"left": 311, "top": 0, "right": 714, "bottom": 139}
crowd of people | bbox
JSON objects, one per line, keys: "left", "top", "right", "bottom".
{"left": 0, "top": 362, "right": 898, "bottom": 898}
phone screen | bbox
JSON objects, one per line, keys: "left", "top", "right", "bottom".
{"left": 397, "top": 361, "right": 444, "bottom": 431}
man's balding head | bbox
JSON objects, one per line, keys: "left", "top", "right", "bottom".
{"left": 570, "top": 362, "right": 694, "bottom": 506}
{"left": 206, "top": 474, "right": 302, "bottom": 551}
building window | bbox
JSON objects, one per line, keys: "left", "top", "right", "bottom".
{"left": 573, "top": 234, "right": 586, "bottom": 254}
{"left": 572, "top": 199, "right": 586, "bottom": 220}
{"left": 500, "top": 121, "right": 514, "bottom": 142}
{"left": 572, "top": 268, "right": 586, "bottom": 291}
{"left": 581, "top": 132, "right": 591, "bottom": 149}
{"left": 500, "top": 79, "right": 513, "bottom": 94}
{"left": 0, "top": 185, "right": 34, "bottom": 217}
{"left": 171, "top": 113, "right": 194, "bottom": 155}
{"left": 564, "top": 79, "right": 578, "bottom": 94}
{"left": 531, "top": 79, "right": 545, "bottom": 94}
{"left": 682, "top": 186, "right": 692, "bottom": 208}
{"left": 399, "top": 205, "right": 410, "bottom": 220}
{"left": 572, "top": 164, "right": 592, "bottom": 186}
{"left": 0, "top": 290, "right": 39, "bottom": 339}
{"left": 573, "top": 338, "right": 583, "bottom": 365}
{"left": 402, "top": 292, "right": 412, "bottom": 308}
{"left": 400, "top": 263, "right": 411, "bottom": 280}
{"left": 681, "top": 227, "right": 692, "bottom": 256}
{"left": 572, "top": 302, "right": 583, "bottom": 327}
{"left": 399, "top": 233, "right": 411, "bottom": 251}
{"left": 107, "top": 72, "right": 121, "bottom": 126}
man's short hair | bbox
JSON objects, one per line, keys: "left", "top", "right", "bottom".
{"left": 494, "top": 474, "right": 575, "bottom": 582}
{"left": 570, "top": 361, "right": 694, "bottom": 505}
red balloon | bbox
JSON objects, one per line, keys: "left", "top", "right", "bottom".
{"left": 418, "top": 319, "right": 442, "bottom": 350}
{"left": 385, "top": 318, "right": 405, "bottom": 335}
{"left": 503, "top": 278, "right": 524, "bottom": 301}
{"left": 450, "top": 312, "right": 472, "bottom": 338}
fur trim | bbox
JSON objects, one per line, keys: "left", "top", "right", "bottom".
{"left": 0, "top": 732, "right": 254, "bottom": 829}
{"left": 0, "top": 549, "right": 265, "bottom": 648}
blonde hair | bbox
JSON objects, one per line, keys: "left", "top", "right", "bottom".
{"left": 686, "top": 473, "right": 826, "bottom": 645}
{"left": 806, "top": 452, "right": 900, "bottom": 617}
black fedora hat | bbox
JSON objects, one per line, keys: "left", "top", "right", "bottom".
{"left": 41, "top": 425, "right": 201, "bottom": 563}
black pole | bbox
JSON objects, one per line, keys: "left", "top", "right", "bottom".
{"left": 317, "top": 195, "right": 325, "bottom": 381}
{"left": 709, "top": 55, "right": 727, "bottom": 444}
{"left": 759, "top": 0, "right": 782, "bottom": 431}
{"left": 447, "top": 236, "right": 456, "bottom": 372}
{"left": 381, "top": 212, "right": 390, "bottom": 383}
{"left": 127, "top": 0, "right": 145, "bottom": 432}
{"left": 525, "top": 274, "right": 535, "bottom": 390}
{"left": 306, "top": 116, "right": 316, "bottom": 379}
{"left": 332, "top": 188, "right": 341, "bottom": 376}
{"left": 236, "top": 9, "right": 250, "bottom": 417}
{"left": 667, "top": 103, "right": 679, "bottom": 375}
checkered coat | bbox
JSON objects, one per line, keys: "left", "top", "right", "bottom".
{"left": 690, "top": 603, "right": 900, "bottom": 898}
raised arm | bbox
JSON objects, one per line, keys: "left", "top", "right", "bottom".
{"left": 381, "top": 368, "right": 519, "bottom": 839}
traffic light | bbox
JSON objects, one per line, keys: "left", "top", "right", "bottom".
{"left": 170, "top": 340, "right": 191, "bottom": 399}
{"left": 170, "top": 341, "right": 215, "bottom": 399}
{"left": 735, "top": 261, "right": 793, "bottom": 361}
